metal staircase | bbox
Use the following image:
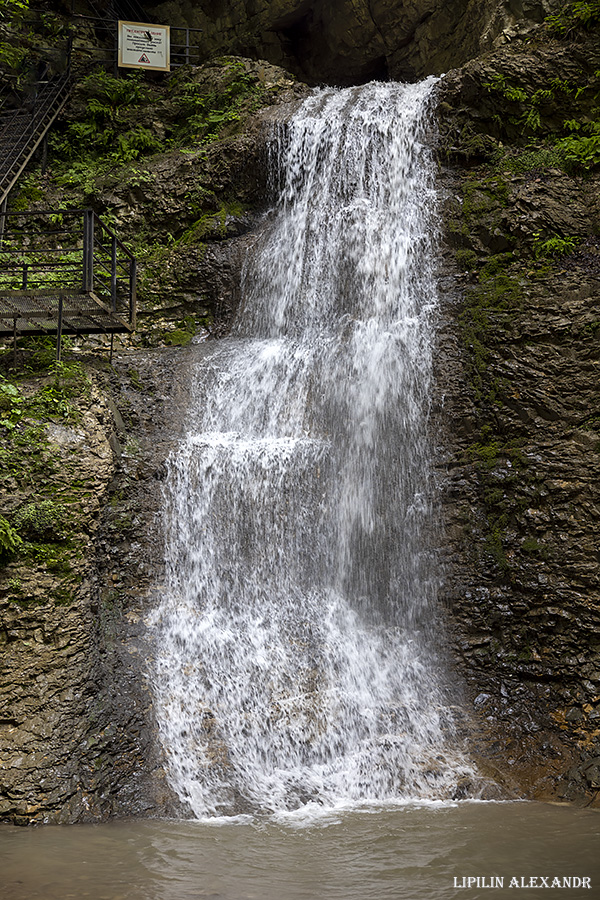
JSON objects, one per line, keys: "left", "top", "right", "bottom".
{"left": 0, "top": 69, "right": 72, "bottom": 208}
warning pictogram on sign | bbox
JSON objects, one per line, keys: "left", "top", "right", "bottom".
{"left": 138, "top": 52, "right": 151, "bottom": 62}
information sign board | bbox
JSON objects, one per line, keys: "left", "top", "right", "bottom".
{"left": 118, "top": 21, "right": 170, "bottom": 72}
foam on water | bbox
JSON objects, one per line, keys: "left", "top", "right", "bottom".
{"left": 151, "top": 78, "right": 479, "bottom": 818}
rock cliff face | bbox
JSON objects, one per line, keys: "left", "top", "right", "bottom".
{"left": 1, "top": 1, "right": 599, "bottom": 823}
{"left": 435, "top": 21, "right": 600, "bottom": 802}
{"left": 0, "top": 359, "right": 187, "bottom": 823}
{"left": 147, "top": 0, "right": 560, "bottom": 83}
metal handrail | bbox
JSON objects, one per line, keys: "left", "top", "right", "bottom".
{"left": 0, "top": 208, "right": 136, "bottom": 331}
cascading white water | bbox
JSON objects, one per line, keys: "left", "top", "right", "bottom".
{"left": 152, "top": 79, "right": 478, "bottom": 818}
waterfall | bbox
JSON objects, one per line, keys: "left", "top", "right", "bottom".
{"left": 151, "top": 79, "right": 477, "bottom": 818}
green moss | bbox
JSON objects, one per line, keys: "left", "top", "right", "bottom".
{"left": 459, "top": 268, "right": 523, "bottom": 402}
{"left": 163, "top": 328, "right": 193, "bottom": 347}
{"left": 8, "top": 595, "right": 47, "bottom": 608}
{"left": 484, "top": 527, "right": 509, "bottom": 571}
{"left": 51, "top": 586, "right": 76, "bottom": 606}
{"left": 479, "top": 252, "right": 515, "bottom": 279}
{"left": 127, "top": 369, "right": 143, "bottom": 391}
{"left": 13, "top": 500, "right": 68, "bottom": 541}
{"left": 462, "top": 176, "right": 509, "bottom": 220}
{"left": 0, "top": 424, "right": 54, "bottom": 487}
{"left": 178, "top": 212, "right": 224, "bottom": 245}
{"left": 521, "top": 538, "right": 548, "bottom": 557}
{"left": 117, "top": 514, "right": 133, "bottom": 532}
{"left": 22, "top": 541, "right": 78, "bottom": 572}
{"left": 469, "top": 440, "right": 501, "bottom": 469}
{"left": 580, "top": 412, "right": 600, "bottom": 431}
{"left": 484, "top": 487, "right": 505, "bottom": 506}
{"left": 455, "top": 249, "right": 479, "bottom": 271}
{"left": 11, "top": 174, "right": 44, "bottom": 210}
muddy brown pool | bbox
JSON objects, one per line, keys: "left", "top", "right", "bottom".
{"left": 2, "top": 801, "right": 599, "bottom": 900}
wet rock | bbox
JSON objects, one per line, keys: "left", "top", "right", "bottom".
{"left": 146, "top": 0, "right": 562, "bottom": 84}
{"left": 436, "top": 18, "right": 600, "bottom": 805}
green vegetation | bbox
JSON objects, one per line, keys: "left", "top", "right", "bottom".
{"left": 24, "top": 57, "right": 282, "bottom": 318}
{"left": 0, "top": 0, "right": 30, "bottom": 74}
{"left": 555, "top": 121, "right": 600, "bottom": 171}
{"left": 448, "top": 47, "right": 600, "bottom": 590}
{"left": 13, "top": 500, "right": 67, "bottom": 541}
{"left": 0, "top": 0, "right": 29, "bottom": 20}
{"left": 468, "top": 435, "right": 526, "bottom": 471}
{"left": 459, "top": 266, "right": 523, "bottom": 401}
{"left": 492, "top": 125, "right": 600, "bottom": 175}
{"left": 533, "top": 232, "right": 580, "bottom": 259}
{"left": 521, "top": 538, "right": 548, "bottom": 557}
{"left": 546, "top": 0, "right": 600, "bottom": 36}
{"left": 494, "top": 144, "right": 566, "bottom": 175}
{"left": 484, "top": 526, "right": 509, "bottom": 571}
{"left": 46, "top": 72, "right": 160, "bottom": 195}
{"left": 0, "top": 349, "right": 89, "bottom": 432}
{"left": 484, "top": 74, "right": 576, "bottom": 135}
{"left": 168, "top": 58, "right": 272, "bottom": 145}
{"left": 484, "top": 73, "right": 528, "bottom": 103}
{"left": 462, "top": 176, "right": 509, "bottom": 217}
{"left": 481, "top": 60, "right": 600, "bottom": 171}
{"left": 0, "top": 516, "right": 24, "bottom": 559}
{"left": 48, "top": 60, "right": 277, "bottom": 205}
{"left": 0, "top": 341, "right": 92, "bottom": 595}
{"left": 0, "top": 1, "right": 69, "bottom": 87}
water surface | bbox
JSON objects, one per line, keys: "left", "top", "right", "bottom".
{"left": 2, "top": 803, "right": 599, "bottom": 899}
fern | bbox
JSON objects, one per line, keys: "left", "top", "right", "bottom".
{"left": 0, "top": 517, "right": 23, "bottom": 559}
{"left": 546, "top": 0, "right": 600, "bottom": 35}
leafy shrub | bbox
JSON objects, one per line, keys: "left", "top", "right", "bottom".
{"left": 117, "top": 126, "right": 163, "bottom": 161}
{"left": 0, "top": 0, "right": 28, "bottom": 75}
{"left": 52, "top": 70, "right": 160, "bottom": 165}
{"left": 0, "top": 0, "right": 28, "bottom": 20}
{"left": 0, "top": 377, "right": 24, "bottom": 430}
{"left": 81, "top": 69, "right": 147, "bottom": 114}
{"left": 555, "top": 122, "right": 600, "bottom": 170}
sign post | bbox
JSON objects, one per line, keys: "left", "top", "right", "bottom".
{"left": 118, "top": 21, "right": 170, "bottom": 72}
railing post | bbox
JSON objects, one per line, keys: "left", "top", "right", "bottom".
{"left": 129, "top": 257, "right": 137, "bottom": 330}
{"left": 0, "top": 196, "right": 7, "bottom": 246}
{"left": 22, "top": 263, "right": 28, "bottom": 290}
{"left": 56, "top": 293, "right": 64, "bottom": 362}
{"left": 113, "top": 22, "right": 118, "bottom": 77}
{"left": 41, "top": 133, "right": 48, "bottom": 174}
{"left": 83, "top": 209, "right": 94, "bottom": 291}
{"left": 185, "top": 28, "right": 190, "bottom": 66}
{"left": 110, "top": 234, "right": 117, "bottom": 311}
